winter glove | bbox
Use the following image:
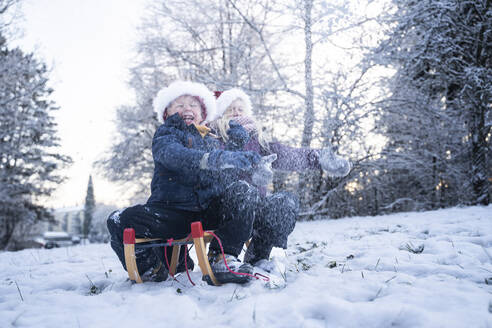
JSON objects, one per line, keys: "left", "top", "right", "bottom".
{"left": 233, "top": 116, "right": 257, "bottom": 133}
{"left": 252, "top": 154, "right": 277, "bottom": 187}
{"left": 225, "top": 120, "right": 250, "bottom": 150}
{"left": 319, "top": 146, "right": 351, "bottom": 177}
{"left": 200, "top": 150, "right": 261, "bottom": 171}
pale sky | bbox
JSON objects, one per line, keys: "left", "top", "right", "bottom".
{"left": 12, "top": 0, "right": 147, "bottom": 208}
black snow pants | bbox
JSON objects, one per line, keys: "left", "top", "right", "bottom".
{"left": 107, "top": 181, "right": 260, "bottom": 275}
{"left": 244, "top": 191, "right": 299, "bottom": 264}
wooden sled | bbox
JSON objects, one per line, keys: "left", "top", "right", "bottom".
{"left": 123, "top": 221, "right": 221, "bottom": 286}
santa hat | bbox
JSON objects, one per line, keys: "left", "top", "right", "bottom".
{"left": 153, "top": 80, "right": 217, "bottom": 124}
{"left": 215, "top": 88, "right": 253, "bottom": 120}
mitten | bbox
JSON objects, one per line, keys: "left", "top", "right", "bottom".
{"left": 200, "top": 150, "right": 261, "bottom": 171}
{"left": 319, "top": 146, "right": 351, "bottom": 177}
{"left": 225, "top": 120, "right": 250, "bottom": 150}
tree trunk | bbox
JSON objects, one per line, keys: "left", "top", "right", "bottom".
{"left": 470, "top": 110, "right": 490, "bottom": 205}
{"left": 301, "top": 0, "right": 314, "bottom": 148}
{"left": 298, "top": 0, "right": 315, "bottom": 209}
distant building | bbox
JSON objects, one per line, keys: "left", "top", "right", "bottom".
{"left": 47, "top": 206, "right": 84, "bottom": 236}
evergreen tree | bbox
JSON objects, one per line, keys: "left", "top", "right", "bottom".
{"left": 0, "top": 33, "right": 72, "bottom": 249}
{"left": 83, "top": 176, "right": 95, "bottom": 239}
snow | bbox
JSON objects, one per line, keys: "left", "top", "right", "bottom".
{"left": 42, "top": 231, "right": 71, "bottom": 239}
{"left": 1, "top": 206, "right": 491, "bottom": 327}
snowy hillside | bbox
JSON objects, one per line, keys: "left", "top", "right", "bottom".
{"left": 1, "top": 206, "right": 491, "bottom": 328}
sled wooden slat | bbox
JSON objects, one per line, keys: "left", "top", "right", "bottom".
{"left": 123, "top": 222, "right": 220, "bottom": 286}
{"left": 168, "top": 234, "right": 214, "bottom": 276}
{"left": 191, "top": 222, "right": 220, "bottom": 286}
{"left": 135, "top": 237, "right": 161, "bottom": 243}
{"left": 123, "top": 229, "right": 142, "bottom": 283}
{"left": 169, "top": 244, "right": 181, "bottom": 276}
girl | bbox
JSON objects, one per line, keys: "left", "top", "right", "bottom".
{"left": 212, "top": 88, "right": 351, "bottom": 269}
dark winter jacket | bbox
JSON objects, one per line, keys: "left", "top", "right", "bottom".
{"left": 147, "top": 114, "right": 241, "bottom": 211}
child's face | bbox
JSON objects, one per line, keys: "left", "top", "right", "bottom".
{"left": 167, "top": 95, "right": 203, "bottom": 125}
{"left": 224, "top": 99, "right": 246, "bottom": 119}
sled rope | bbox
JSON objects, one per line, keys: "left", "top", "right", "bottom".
{"left": 162, "top": 231, "right": 269, "bottom": 285}
{"left": 183, "top": 244, "right": 195, "bottom": 285}
{"left": 164, "top": 235, "right": 196, "bottom": 286}
{"left": 208, "top": 231, "right": 269, "bottom": 282}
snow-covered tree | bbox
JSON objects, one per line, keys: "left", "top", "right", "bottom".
{"left": 83, "top": 175, "right": 95, "bottom": 239}
{"left": 227, "top": 0, "right": 384, "bottom": 213}
{"left": 0, "top": 34, "right": 71, "bottom": 249}
{"left": 0, "top": 0, "right": 20, "bottom": 33}
{"left": 373, "top": 0, "right": 491, "bottom": 207}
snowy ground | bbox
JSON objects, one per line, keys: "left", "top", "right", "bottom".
{"left": 1, "top": 206, "right": 491, "bottom": 328}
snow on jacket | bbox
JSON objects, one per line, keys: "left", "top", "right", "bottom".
{"left": 224, "top": 121, "right": 320, "bottom": 171}
{"left": 221, "top": 122, "right": 321, "bottom": 195}
{"left": 246, "top": 139, "right": 320, "bottom": 171}
{"left": 147, "top": 113, "right": 233, "bottom": 211}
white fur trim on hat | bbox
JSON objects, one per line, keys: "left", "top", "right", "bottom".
{"left": 153, "top": 80, "right": 217, "bottom": 124}
{"left": 215, "top": 88, "right": 253, "bottom": 121}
